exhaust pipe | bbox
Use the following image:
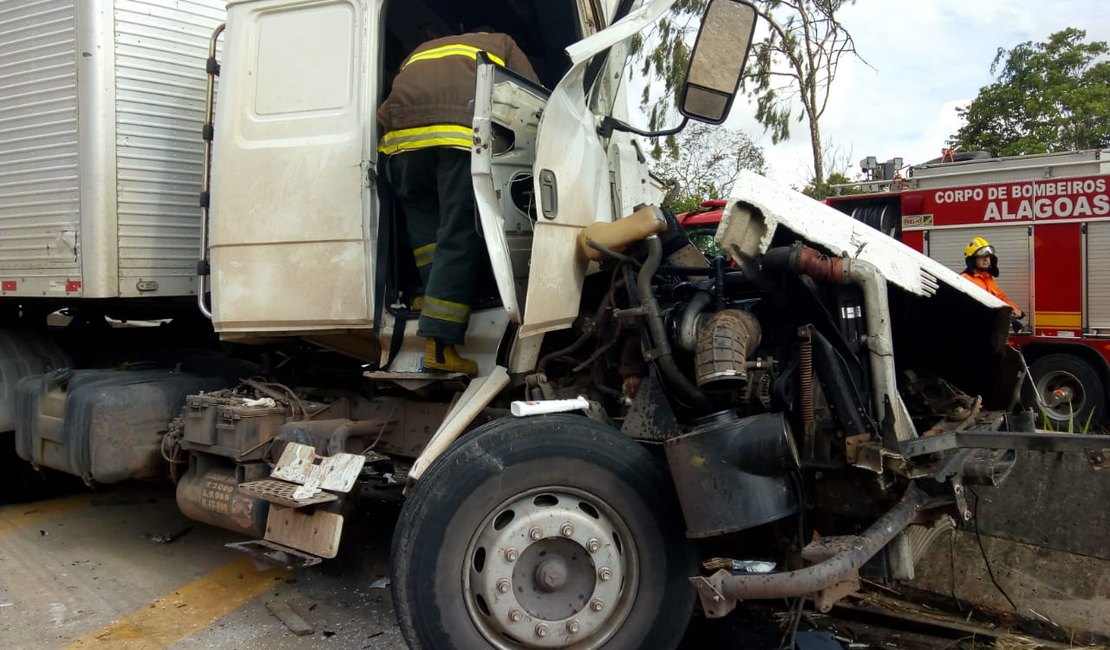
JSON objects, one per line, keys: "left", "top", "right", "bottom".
{"left": 691, "top": 482, "right": 926, "bottom": 614}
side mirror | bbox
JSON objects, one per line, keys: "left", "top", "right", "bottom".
{"left": 680, "top": 0, "right": 757, "bottom": 125}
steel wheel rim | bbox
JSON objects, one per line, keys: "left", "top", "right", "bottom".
{"left": 1036, "top": 369, "right": 1086, "bottom": 420}
{"left": 463, "top": 486, "right": 640, "bottom": 649}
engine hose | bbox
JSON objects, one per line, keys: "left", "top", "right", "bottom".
{"left": 760, "top": 245, "right": 793, "bottom": 272}
{"left": 811, "top": 329, "right": 870, "bottom": 435}
{"left": 677, "top": 290, "right": 713, "bottom": 351}
{"left": 637, "top": 236, "right": 709, "bottom": 409}
{"left": 761, "top": 242, "right": 851, "bottom": 285}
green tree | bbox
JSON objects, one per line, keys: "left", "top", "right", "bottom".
{"left": 650, "top": 123, "right": 766, "bottom": 212}
{"left": 801, "top": 171, "right": 867, "bottom": 199}
{"left": 949, "top": 28, "right": 1110, "bottom": 156}
{"left": 632, "top": 1, "right": 862, "bottom": 191}
{"left": 746, "top": 0, "right": 861, "bottom": 194}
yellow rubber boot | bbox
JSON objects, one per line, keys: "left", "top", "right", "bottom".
{"left": 424, "top": 338, "right": 478, "bottom": 376}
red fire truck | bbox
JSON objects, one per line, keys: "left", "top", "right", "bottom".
{"left": 825, "top": 149, "right": 1110, "bottom": 429}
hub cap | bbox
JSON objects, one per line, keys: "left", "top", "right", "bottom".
{"left": 464, "top": 488, "right": 637, "bottom": 649}
{"left": 1037, "top": 369, "right": 1086, "bottom": 421}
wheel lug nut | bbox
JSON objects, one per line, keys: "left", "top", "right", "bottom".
{"left": 590, "top": 599, "right": 604, "bottom": 612}
{"left": 586, "top": 538, "right": 601, "bottom": 553}
{"left": 566, "top": 619, "right": 581, "bottom": 634}
{"left": 509, "top": 609, "right": 523, "bottom": 622}
{"left": 560, "top": 523, "right": 574, "bottom": 537}
{"left": 598, "top": 567, "right": 612, "bottom": 581}
{"left": 505, "top": 547, "right": 519, "bottom": 562}
{"left": 497, "top": 578, "right": 511, "bottom": 593}
{"left": 529, "top": 526, "right": 543, "bottom": 540}
{"left": 535, "top": 623, "right": 549, "bottom": 638}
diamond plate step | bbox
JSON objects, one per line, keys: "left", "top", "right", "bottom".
{"left": 239, "top": 479, "right": 338, "bottom": 508}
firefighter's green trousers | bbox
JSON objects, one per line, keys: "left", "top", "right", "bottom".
{"left": 389, "top": 147, "right": 479, "bottom": 345}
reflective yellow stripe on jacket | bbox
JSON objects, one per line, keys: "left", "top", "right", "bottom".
{"left": 378, "top": 124, "right": 473, "bottom": 154}
{"left": 402, "top": 44, "right": 506, "bottom": 70}
{"left": 413, "top": 243, "right": 436, "bottom": 268}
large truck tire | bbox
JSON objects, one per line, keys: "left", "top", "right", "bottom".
{"left": 1024, "top": 354, "right": 1106, "bottom": 431}
{"left": 391, "top": 414, "right": 696, "bottom": 650}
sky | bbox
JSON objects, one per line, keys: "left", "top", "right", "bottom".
{"left": 722, "top": 0, "right": 1110, "bottom": 187}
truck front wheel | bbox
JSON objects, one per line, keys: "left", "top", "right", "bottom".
{"left": 391, "top": 414, "right": 695, "bottom": 650}
{"left": 1025, "top": 354, "right": 1106, "bottom": 430}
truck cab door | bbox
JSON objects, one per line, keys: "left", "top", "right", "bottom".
{"left": 521, "top": 0, "right": 679, "bottom": 337}
{"left": 209, "top": 0, "right": 373, "bottom": 334}
{"left": 471, "top": 61, "right": 550, "bottom": 324}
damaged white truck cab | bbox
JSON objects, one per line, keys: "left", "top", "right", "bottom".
{"left": 6, "top": 0, "right": 1109, "bottom": 648}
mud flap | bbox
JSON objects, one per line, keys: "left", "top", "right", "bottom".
{"left": 264, "top": 506, "right": 344, "bottom": 559}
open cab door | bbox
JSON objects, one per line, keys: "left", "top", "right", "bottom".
{"left": 471, "top": 60, "right": 551, "bottom": 325}
{"left": 519, "top": 0, "right": 757, "bottom": 338}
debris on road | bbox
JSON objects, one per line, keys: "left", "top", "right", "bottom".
{"left": 265, "top": 599, "right": 314, "bottom": 636}
{"left": 151, "top": 526, "right": 193, "bottom": 544}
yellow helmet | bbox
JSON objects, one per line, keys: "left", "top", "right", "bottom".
{"left": 964, "top": 237, "right": 993, "bottom": 258}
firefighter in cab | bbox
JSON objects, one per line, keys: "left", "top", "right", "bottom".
{"left": 378, "top": 28, "right": 538, "bottom": 376}
{"left": 961, "top": 237, "right": 1025, "bottom": 320}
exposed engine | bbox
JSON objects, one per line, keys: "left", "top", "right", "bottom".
{"left": 518, "top": 204, "right": 1025, "bottom": 601}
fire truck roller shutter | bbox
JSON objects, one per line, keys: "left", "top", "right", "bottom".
{"left": 1086, "top": 222, "right": 1110, "bottom": 330}
{"left": 928, "top": 226, "right": 1031, "bottom": 316}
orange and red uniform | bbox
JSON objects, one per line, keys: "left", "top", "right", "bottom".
{"left": 961, "top": 269, "right": 1020, "bottom": 312}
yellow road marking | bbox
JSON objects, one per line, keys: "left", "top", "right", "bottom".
{"left": 0, "top": 493, "right": 97, "bottom": 537}
{"left": 66, "top": 555, "right": 288, "bottom": 648}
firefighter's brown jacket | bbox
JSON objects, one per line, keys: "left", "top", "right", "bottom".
{"left": 377, "top": 32, "right": 538, "bottom": 154}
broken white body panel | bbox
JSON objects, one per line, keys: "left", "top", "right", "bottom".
{"left": 719, "top": 171, "right": 1010, "bottom": 310}
{"left": 408, "top": 365, "right": 511, "bottom": 482}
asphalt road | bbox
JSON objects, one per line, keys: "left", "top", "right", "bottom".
{"left": 0, "top": 483, "right": 405, "bottom": 649}
{"left": 0, "top": 482, "right": 961, "bottom": 650}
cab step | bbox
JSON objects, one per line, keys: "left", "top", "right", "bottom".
{"left": 363, "top": 369, "right": 470, "bottom": 392}
{"left": 271, "top": 442, "right": 366, "bottom": 494}
{"left": 363, "top": 370, "right": 469, "bottom": 381}
{"left": 239, "top": 478, "right": 338, "bottom": 508}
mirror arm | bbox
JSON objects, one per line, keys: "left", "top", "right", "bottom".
{"left": 598, "top": 115, "right": 689, "bottom": 139}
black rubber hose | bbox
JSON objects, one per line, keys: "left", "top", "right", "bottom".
{"left": 637, "top": 237, "right": 709, "bottom": 409}
{"left": 760, "top": 245, "right": 795, "bottom": 273}
{"left": 811, "top": 329, "right": 870, "bottom": 435}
